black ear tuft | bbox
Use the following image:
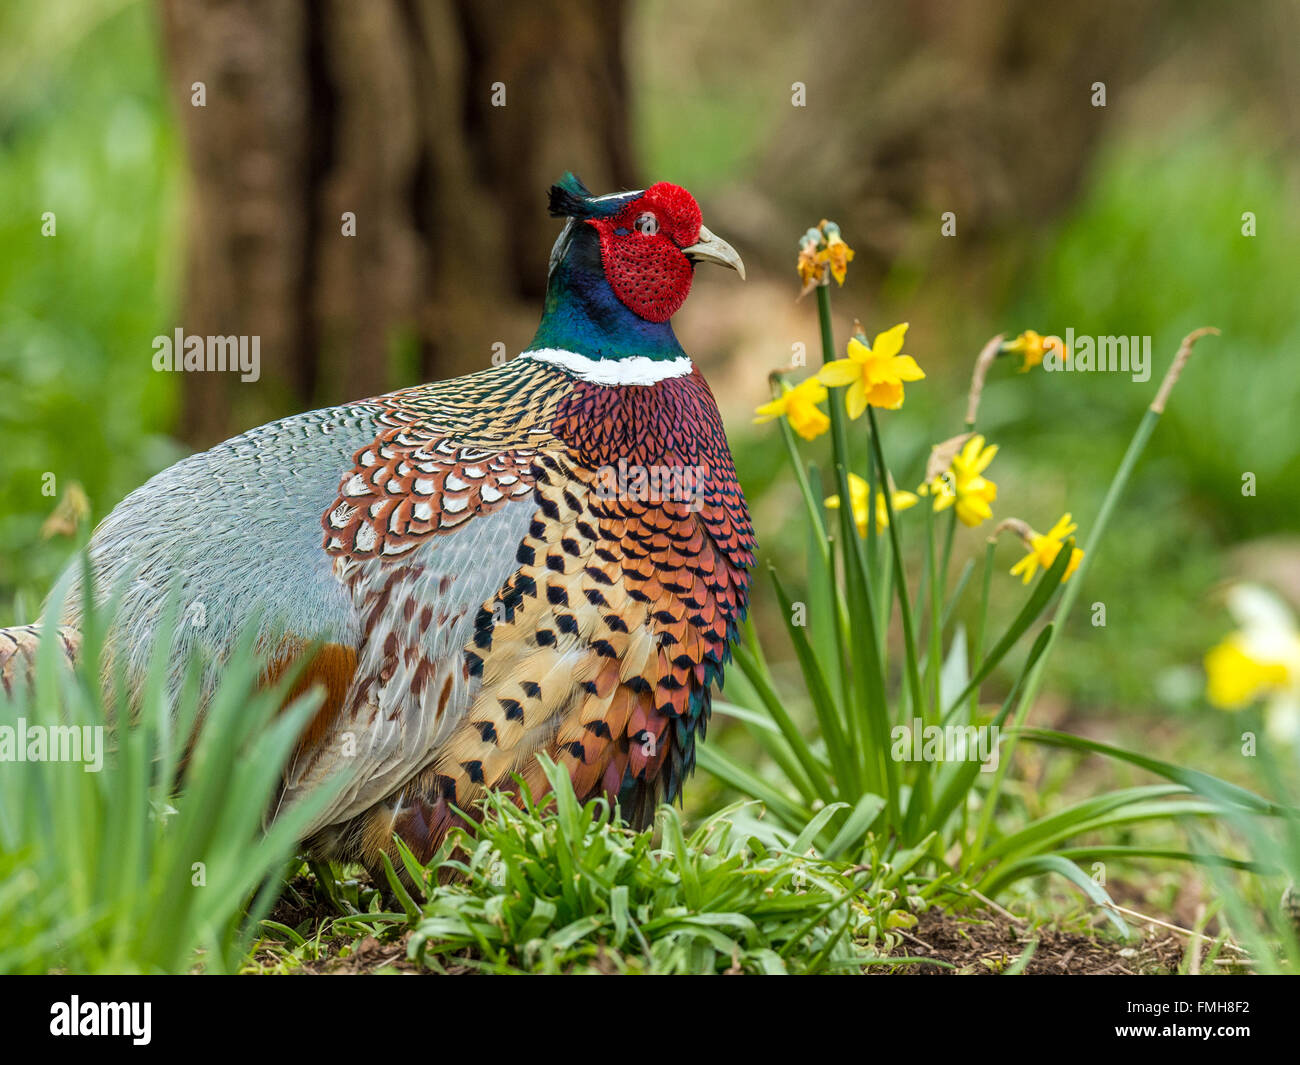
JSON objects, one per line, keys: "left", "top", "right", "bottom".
{"left": 548, "top": 172, "right": 595, "bottom": 218}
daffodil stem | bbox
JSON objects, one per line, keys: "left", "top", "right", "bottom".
{"left": 821, "top": 520, "right": 858, "bottom": 763}
{"left": 970, "top": 540, "right": 996, "bottom": 722}
{"left": 866, "top": 430, "right": 880, "bottom": 576}
{"left": 964, "top": 334, "right": 1004, "bottom": 430}
{"left": 925, "top": 503, "right": 943, "bottom": 720}
{"left": 815, "top": 286, "right": 858, "bottom": 599}
{"left": 964, "top": 539, "right": 1000, "bottom": 864}
{"left": 921, "top": 507, "right": 958, "bottom": 717}
{"left": 870, "top": 451, "right": 893, "bottom": 667}
{"left": 940, "top": 508, "right": 958, "bottom": 609}
{"left": 816, "top": 286, "right": 852, "bottom": 471}
{"left": 879, "top": 538, "right": 896, "bottom": 671}
{"left": 815, "top": 285, "right": 877, "bottom": 789}
{"left": 867, "top": 406, "right": 926, "bottom": 735}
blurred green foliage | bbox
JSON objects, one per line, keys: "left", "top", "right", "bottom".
{"left": 989, "top": 121, "right": 1300, "bottom": 715}
{"left": 0, "top": 0, "right": 181, "bottom": 621}
{"left": 1005, "top": 120, "right": 1300, "bottom": 537}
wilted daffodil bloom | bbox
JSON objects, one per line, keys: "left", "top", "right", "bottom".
{"left": 754, "top": 376, "right": 830, "bottom": 441}
{"left": 1008, "top": 513, "right": 1085, "bottom": 584}
{"left": 922, "top": 433, "right": 998, "bottom": 527}
{"left": 796, "top": 220, "right": 855, "bottom": 296}
{"left": 825, "top": 472, "right": 919, "bottom": 537}
{"left": 817, "top": 221, "right": 854, "bottom": 286}
{"left": 1205, "top": 584, "right": 1300, "bottom": 741}
{"left": 817, "top": 323, "right": 925, "bottom": 418}
{"left": 1003, "top": 330, "right": 1067, "bottom": 373}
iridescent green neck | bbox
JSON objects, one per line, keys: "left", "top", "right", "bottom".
{"left": 526, "top": 225, "right": 686, "bottom": 363}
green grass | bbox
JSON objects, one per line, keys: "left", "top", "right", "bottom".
{"left": 258, "top": 756, "right": 926, "bottom": 975}
{"left": 0, "top": 577, "right": 340, "bottom": 974}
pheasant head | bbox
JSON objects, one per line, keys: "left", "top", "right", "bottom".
{"left": 528, "top": 173, "right": 744, "bottom": 366}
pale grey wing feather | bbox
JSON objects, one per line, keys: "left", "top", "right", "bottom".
{"left": 54, "top": 404, "right": 384, "bottom": 696}
{"left": 276, "top": 496, "right": 536, "bottom": 836}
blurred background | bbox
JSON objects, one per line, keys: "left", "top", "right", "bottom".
{"left": 2, "top": 1, "right": 1298, "bottom": 911}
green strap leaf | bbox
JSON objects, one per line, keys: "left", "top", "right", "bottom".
{"left": 1016, "top": 727, "right": 1297, "bottom": 817}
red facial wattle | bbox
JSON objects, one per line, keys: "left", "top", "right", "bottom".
{"left": 587, "top": 182, "right": 703, "bottom": 323}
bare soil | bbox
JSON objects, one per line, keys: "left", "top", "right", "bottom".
{"left": 886, "top": 909, "right": 1189, "bottom": 975}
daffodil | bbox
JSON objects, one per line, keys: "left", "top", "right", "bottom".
{"left": 1206, "top": 641, "right": 1290, "bottom": 708}
{"left": 816, "top": 221, "right": 854, "bottom": 286}
{"left": 754, "top": 376, "right": 830, "bottom": 441}
{"left": 1205, "top": 584, "right": 1300, "bottom": 741}
{"left": 922, "top": 433, "right": 998, "bottom": 527}
{"left": 825, "top": 472, "right": 919, "bottom": 537}
{"left": 817, "top": 323, "right": 925, "bottom": 418}
{"left": 1008, "top": 513, "right": 1084, "bottom": 584}
{"left": 1004, "top": 330, "right": 1067, "bottom": 373}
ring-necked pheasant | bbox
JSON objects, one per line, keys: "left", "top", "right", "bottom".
{"left": 4, "top": 173, "right": 754, "bottom": 874}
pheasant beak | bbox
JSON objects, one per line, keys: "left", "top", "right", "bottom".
{"left": 683, "top": 225, "right": 746, "bottom": 280}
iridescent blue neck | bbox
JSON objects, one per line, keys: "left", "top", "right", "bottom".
{"left": 527, "top": 225, "right": 687, "bottom": 363}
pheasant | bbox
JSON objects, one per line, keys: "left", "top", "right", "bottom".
{"left": 4, "top": 173, "right": 754, "bottom": 875}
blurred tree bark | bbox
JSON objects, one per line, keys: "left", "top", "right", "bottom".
{"left": 159, "top": 0, "right": 635, "bottom": 448}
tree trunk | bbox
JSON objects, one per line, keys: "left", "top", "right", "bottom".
{"left": 159, "top": 0, "right": 635, "bottom": 449}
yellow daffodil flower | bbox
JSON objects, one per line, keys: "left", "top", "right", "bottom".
{"left": 1205, "top": 584, "right": 1300, "bottom": 741}
{"left": 1206, "top": 640, "right": 1290, "bottom": 708}
{"left": 1004, "top": 330, "right": 1067, "bottom": 373}
{"left": 754, "top": 376, "right": 830, "bottom": 441}
{"left": 923, "top": 433, "right": 998, "bottom": 527}
{"left": 825, "top": 472, "right": 919, "bottom": 537}
{"left": 817, "top": 323, "right": 925, "bottom": 418}
{"left": 1009, "top": 513, "right": 1084, "bottom": 584}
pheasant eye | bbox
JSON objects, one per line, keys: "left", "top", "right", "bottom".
{"left": 634, "top": 212, "right": 658, "bottom": 235}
